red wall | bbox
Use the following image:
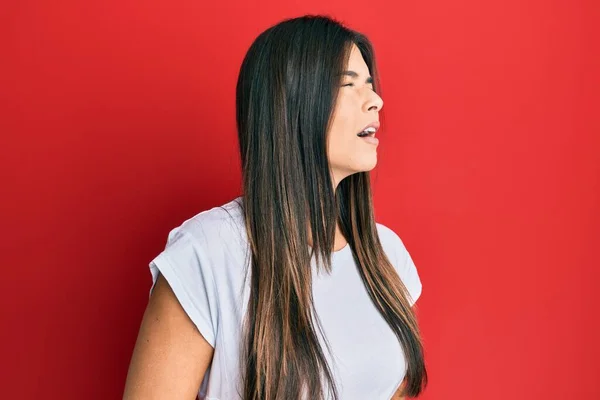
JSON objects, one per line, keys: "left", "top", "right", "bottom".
{"left": 2, "top": 1, "right": 598, "bottom": 399}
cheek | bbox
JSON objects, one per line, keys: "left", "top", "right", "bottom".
{"left": 330, "top": 99, "right": 357, "bottom": 139}
{"left": 326, "top": 96, "right": 361, "bottom": 163}
{"left": 327, "top": 120, "right": 358, "bottom": 164}
{"left": 328, "top": 119, "right": 354, "bottom": 158}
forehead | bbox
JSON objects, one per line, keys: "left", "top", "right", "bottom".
{"left": 346, "top": 44, "right": 369, "bottom": 75}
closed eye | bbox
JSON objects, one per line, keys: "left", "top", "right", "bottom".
{"left": 342, "top": 82, "right": 374, "bottom": 88}
{"left": 343, "top": 82, "right": 377, "bottom": 93}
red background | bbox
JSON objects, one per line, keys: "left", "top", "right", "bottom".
{"left": 2, "top": 1, "right": 598, "bottom": 399}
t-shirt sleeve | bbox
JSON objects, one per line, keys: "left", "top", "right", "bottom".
{"left": 397, "top": 244, "right": 422, "bottom": 306}
{"left": 389, "top": 229, "right": 423, "bottom": 307}
{"left": 148, "top": 226, "right": 218, "bottom": 347}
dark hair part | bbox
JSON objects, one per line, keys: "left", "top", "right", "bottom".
{"left": 235, "top": 14, "right": 427, "bottom": 399}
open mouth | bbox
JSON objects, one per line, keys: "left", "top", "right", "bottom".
{"left": 357, "top": 127, "right": 377, "bottom": 138}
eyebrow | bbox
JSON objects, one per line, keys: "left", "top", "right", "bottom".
{"left": 342, "top": 70, "right": 374, "bottom": 84}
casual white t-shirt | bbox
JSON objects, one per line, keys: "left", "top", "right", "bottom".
{"left": 148, "top": 196, "right": 422, "bottom": 400}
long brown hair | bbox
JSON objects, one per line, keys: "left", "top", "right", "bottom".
{"left": 235, "top": 15, "right": 427, "bottom": 399}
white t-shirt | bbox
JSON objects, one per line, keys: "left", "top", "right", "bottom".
{"left": 148, "top": 196, "right": 422, "bottom": 400}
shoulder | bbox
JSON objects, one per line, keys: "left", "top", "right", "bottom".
{"left": 171, "top": 197, "right": 246, "bottom": 252}
{"left": 375, "top": 222, "right": 399, "bottom": 243}
{"left": 157, "top": 196, "right": 249, "bottom": 282}
{"left": 376, "top": 222, "right": 423, "bottom": 305}
{"left": 375, "top": 222, "right": 407, "bottom": 259}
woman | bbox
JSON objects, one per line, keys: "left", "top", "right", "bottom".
{"left": 124, "top": 14, "right": 427, "bottom": 400}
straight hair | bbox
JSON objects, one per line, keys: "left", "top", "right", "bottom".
{"left": 235, "top": 14, "right": 427, "bottom": 399}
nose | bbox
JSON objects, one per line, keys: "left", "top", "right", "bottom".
{"left": 364, "top": 90, "right": 384, "bottom": 113}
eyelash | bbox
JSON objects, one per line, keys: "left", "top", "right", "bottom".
{"left": 342, "top": 83, "right": 376, "bottom": 92}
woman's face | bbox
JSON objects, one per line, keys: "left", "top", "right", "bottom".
{"left": 327, "top": 43, "right": 384, "bottom": 188}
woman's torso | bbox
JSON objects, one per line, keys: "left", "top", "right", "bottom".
{"left": 149, "top": 197, "right": 421, "bottom": 400}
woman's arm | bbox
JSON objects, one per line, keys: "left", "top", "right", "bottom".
{"left": 123, "top": 274, "right": 214, "bottom": 399}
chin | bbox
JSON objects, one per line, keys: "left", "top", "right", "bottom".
{"left": 360, "top": 155, "right": 378, "bottom": 171}
{"left": 332, "top": 157, "right": 378, "bottom": 182}
{"left": 352, "top": 159, "right": 378, "bottom": 174}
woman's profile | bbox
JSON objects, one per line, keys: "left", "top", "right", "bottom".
{"left": 124, "top": 14, "right": 427, "bottom": 400}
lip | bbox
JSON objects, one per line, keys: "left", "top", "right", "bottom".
{"left": 358, "top": 121, "right": 380, "bottom": 135}
{"left": 361, "top": 136, "right": 379, "bottom": 146}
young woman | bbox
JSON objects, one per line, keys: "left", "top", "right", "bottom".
{"left": 124, "top": 14, "right": 427, "bottom": 400}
